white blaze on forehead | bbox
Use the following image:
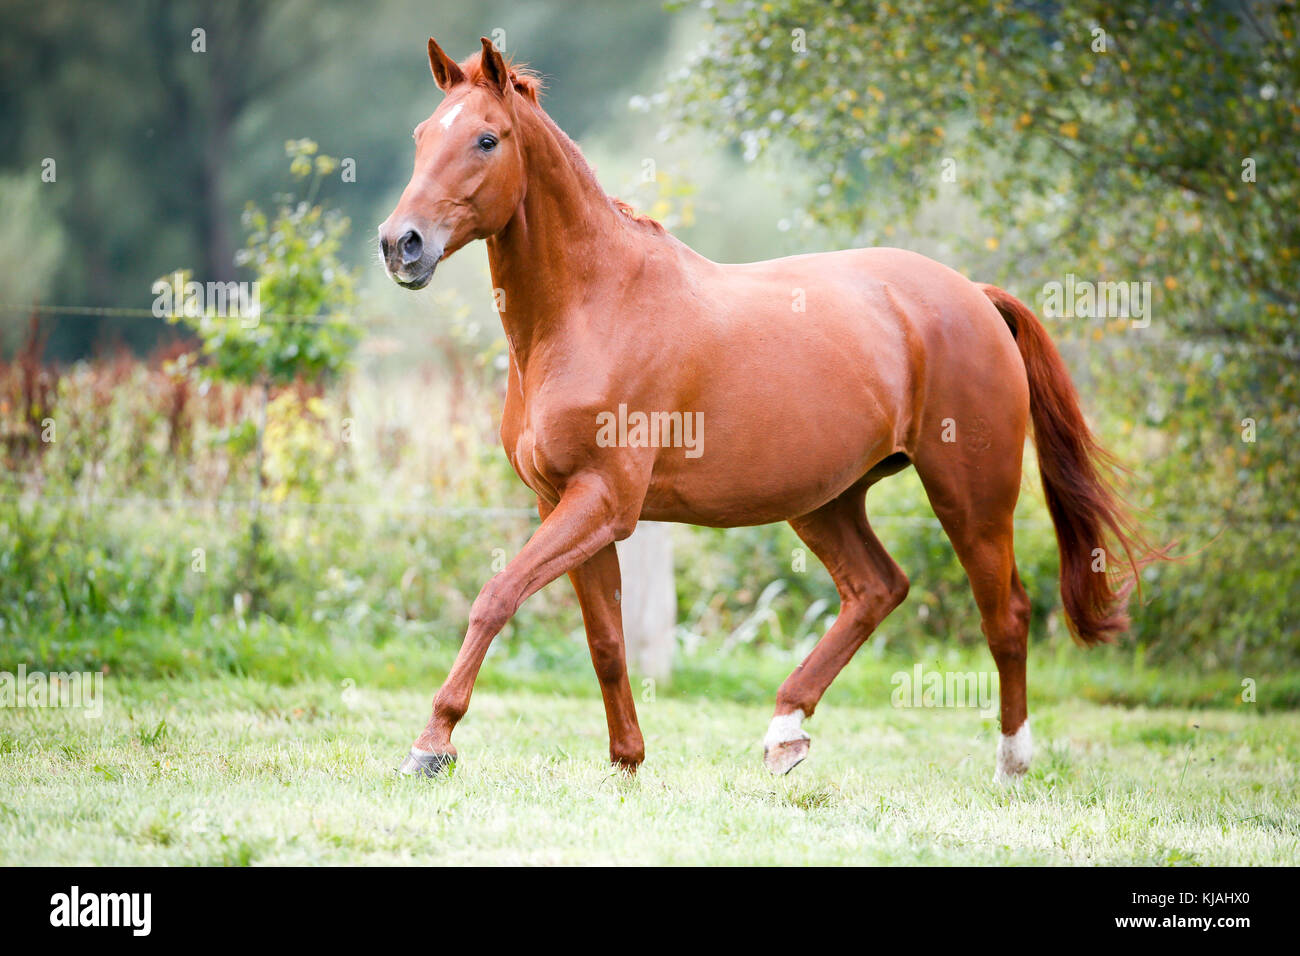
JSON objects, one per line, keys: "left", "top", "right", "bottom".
{"left": 439, "top": 103, "right": 464, "bottom": 130}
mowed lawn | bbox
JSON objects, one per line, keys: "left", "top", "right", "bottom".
{"left": 1, "top": 676, "right": 1296, "bottom": 866}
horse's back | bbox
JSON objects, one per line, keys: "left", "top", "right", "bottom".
{"left": 705, "top": 244, "right": 1027, "bottom": 430}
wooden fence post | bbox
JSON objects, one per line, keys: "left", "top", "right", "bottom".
{"left": 615, "top": 521, "right": 676, "bottom": 681}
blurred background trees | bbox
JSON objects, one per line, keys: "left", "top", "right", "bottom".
{"left": 0, "top": 0, "right": 1295, "bottom": 693}
{"left": 0, "top": 0, "right": 675, "bottom": 356}
{"left": 671, "top": 1, "right": 1298, "bottom": 339}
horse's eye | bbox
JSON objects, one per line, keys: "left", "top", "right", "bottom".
{"left": 478, "top": 134, "right": 498, "bottom": 152}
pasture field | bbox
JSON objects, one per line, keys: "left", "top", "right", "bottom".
{"left": 3, "top": 0, "right": 1296, "bottom": 881}
{"left": 2, "top": 661, "right": 1295, "bottom": 866}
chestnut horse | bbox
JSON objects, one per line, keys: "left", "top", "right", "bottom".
{"left": 379, "top": 38, "right": 1149, "bottom": 782}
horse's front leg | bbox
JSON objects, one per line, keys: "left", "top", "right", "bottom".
{"left": 398, "top": 475, "right": 626, "bottom": 776}
{"left": 565, "top": 539, "right": 645, "bottom": 771}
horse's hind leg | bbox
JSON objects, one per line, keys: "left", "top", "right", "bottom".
{"left": 913, "top": 447, "right": 1033, "bottom": 784}
{"left": 764, "top": 486, "right": 910, "bottom": 774}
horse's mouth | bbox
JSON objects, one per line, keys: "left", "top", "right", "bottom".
{"left": 393, "top": 262, "right": 436, "bottom": 290}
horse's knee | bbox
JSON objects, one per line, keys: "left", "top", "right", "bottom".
{"left": 468, "top": 584, "right": 514, "bottom": 635}
{"left": 1010, "top": 585, "right": 1031, "bottom": 625}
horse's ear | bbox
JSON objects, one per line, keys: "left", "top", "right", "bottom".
{"left": 478, "top": 36, "right": 510, "bottom": 95}
{"left": 427, "top": 37, "right": 465, "bottom": 92}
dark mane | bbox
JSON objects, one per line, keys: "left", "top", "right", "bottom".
{"left": 461, "top": 51, "right": 665, "bottom": 235}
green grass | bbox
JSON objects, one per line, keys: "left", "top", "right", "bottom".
{"left": 1, "top": 671, "right": 1296, "bottom": 865}
{"left": 10, "top": 613, "right": 1299, "bottom": 711}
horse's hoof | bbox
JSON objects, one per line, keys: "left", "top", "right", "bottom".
{"left": 763, "top": 737, "right": 810, "bottom": 775}
{"left": 762, "top": 709, "right": 810, "bottom": 775}
{"left": 396, "top": 748, "right": 455, "bottom": 777}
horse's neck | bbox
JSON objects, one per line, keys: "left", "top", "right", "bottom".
{"left": 486, "top": 106, "right": 639, "bottom": 364}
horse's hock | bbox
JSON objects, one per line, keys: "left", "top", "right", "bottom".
{"left": 615, "top": 522, "right": 676, "bottom": 682}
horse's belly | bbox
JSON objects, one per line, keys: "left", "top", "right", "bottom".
{"left": 639, "top": 407, "right": 896, "bottom": 526}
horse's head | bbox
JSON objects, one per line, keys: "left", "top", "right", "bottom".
{"left": 379, "top": 37, "right": 532, "bottom": 289}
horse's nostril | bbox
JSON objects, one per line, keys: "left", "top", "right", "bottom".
{"left": 380, "top": 236, "right": 391, "bottom": 258}
{"left": 399, "top": 229, "right": 423, "bottom": 265}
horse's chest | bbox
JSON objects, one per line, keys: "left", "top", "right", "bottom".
{"left": 505, "top": 427, "right": 545, "bottom": 490}
{"left": 500, "top": 400, "right": 575, "bottom": 502}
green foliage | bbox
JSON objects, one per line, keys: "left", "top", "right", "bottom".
{"left": 2, "top": 301, "right": 1296, "bottom": 684}
{"left": 670, "top": 0, "right": 1298, "bottom": 340}
{"left": 1, "top": 0, "right": 678, "bottom": 360}
{"left": 168, "top": 140, "right": 359, "bottom": 389}
{"left": 1, "top": 2, "right": 1294, "bottom": 703}
{"left": 154, "top": 140, "right": 362, "bottom": 606}
{"left": 0, "top": 174, "right": 65, "bottom": 353}
{"left": 261, "top": 391, "right": 339, "bottom": 504}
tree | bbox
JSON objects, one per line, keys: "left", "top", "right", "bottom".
{"left": 0, "top": 0, "right": 679, "bottom": 358}
{"left": 669, "top": 0, "right": 1297, "bottom": 342}
{"left": 0, "top": 1, "right": 360, "bottom": 304}
{"left": 167, "top": 139, "right": 359, "bottom": 604}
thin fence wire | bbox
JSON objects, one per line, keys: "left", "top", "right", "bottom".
{"left": 0, "top": 492, "right": 537, "bottom": 521}
{"left": 1, "top": 491, "right": 1293, "bottom": 532}
{"left": 0, "top": 302, "right": 371, "bottom": 328}
{"left": 2, "top": 301, "right": 1298, "bottom": 357}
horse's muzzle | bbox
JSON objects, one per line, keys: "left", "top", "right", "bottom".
{"left": 393, "top": 259, "right": 437, "bottom": 290}
{"left": 379, "top": 222, "right": 443, "bottom": 290}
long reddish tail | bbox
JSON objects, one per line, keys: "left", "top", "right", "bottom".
{"left": 979, "top": 283, "right": 1155, "bottom": 645}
